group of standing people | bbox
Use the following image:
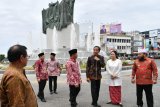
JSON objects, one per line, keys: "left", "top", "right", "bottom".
{"left": 34, "top": 52, "right": 61, "bottom": 102}
{"left": 86, "top": 46, "right": 123, "bottom": 107}
{"left": 64, "top": 46, "right": 158, "bottom": 107}
{"left": 0, "top": 44, "right": 158, "bottom": 107}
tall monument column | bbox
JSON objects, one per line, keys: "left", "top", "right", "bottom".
{"left": 46, "top": 28, "right": 53, "bottom": 50}
{"left": 46, "top": 23, "right": 79, "bottom": 52}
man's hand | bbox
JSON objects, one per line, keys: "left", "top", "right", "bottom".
{"left": 111, "top": 75, "right": 114, "bottom": 80}
{"left": 87, "top": 78, "right": 90, "bottom": 82}
{"left": 75, "top": 84, "right": 79, "bottom": 88}
{"left": 37, "top": 78, "right": 40, "bottom": 82}
{"left": 111, "top": 74, "right": 117, "bottom": 80}
{"left": 59, "top": 67, "right": 62, "bottom": 71}
{"left": 153, "top": 80, "right": 157, "bottom": 84}
{"left": 94, "top": 56, "right": 100, "bottom": 61}
{"left": 131, "top": 78, "right": 135, "bottom": 84}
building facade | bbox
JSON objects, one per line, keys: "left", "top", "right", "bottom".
{"left": 141, "top": 29, "right": 160, "bottom": 51}
{"left": 127, "top": 31, "right": 143, "bottom": 53}
{"left": 100, "top": 34, "right": 132, "bottom": 56}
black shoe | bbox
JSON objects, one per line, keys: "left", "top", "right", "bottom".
{"left": 75, "top": 102, "right": 78, "bottom": 105}
{"left": 119, "top": 104, "right": 123, "bottom": 107}
{"left": 106, "top": 101, "right": 112, "bottom": 104}
{"left": 71, "top": 102, "right": 77, "bottom": 107}
{"left": 54, "top": 91, "right": 58, "bottom": 94}
{"left": 72, "top": 102, "right": 78, "bottom": 105}
{"left": 41, "top": 98, "right": 47, "bottom": 102}
{"left": 37, "top": 94, "right": 42, "bottom": 99}
{"left": 138, "top": 106, "right": 143, "bottom": 107}
{"left": 92, "top": 104, "right": 101, "bottom": 107}
{"left": 91, "top": 102, "right": 96, "bottom": 105}
{"left": 71, "top": 105, "right": 77, "bottom": 107}
{"left": 50, "top": 91, "right": 54, "bottom": 94}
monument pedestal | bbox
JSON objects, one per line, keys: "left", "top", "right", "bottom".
{"left": 46, "top": 23, "right": 79, "bottom": 52}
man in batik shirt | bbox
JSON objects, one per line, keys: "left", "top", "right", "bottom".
{"left": 0, "top": 45, "right": 38, "bottom": 107}
{"left": 86, "top": 46, "right": 105, "bottom": 107}
{"left": 131, "top": 49, "right": 158, "bottom": 107}
{"left": 35, "top": 52, "right": 48, "bottom": 102}
{"left": 66, "top": 49, "right": 81, "bottom": 107}
{"left": 47, "top": 53, "right": 61, "bottom": 94}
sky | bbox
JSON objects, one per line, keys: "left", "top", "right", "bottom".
{"left": 0, "top": 0, "right": 160, "bottom": 54}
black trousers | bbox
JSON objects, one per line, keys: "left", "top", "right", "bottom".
{"left": 49, "top": 76, "right": 57, "bottom": 92}
{"left": 38, "top": 80, "right": 47, "bottom": 99}
{"left": 91, "top": 79, "right": 101, "bottom": 105}
{"left": 136, "top": 84, "right": 153, "bottom": 107}
{"left": 69, "top": 85, "right": 81, "bottom": 105}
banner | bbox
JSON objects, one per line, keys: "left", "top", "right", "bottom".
{"left": 100, "top": 25, "right": 106, "bottom": 34}
{"left": 106, "top": 24, "right": 110, "bottom": 34}
{"left": 100, "top": 23, "right": 122, "bottom": 34}
{"left": 110, "top": 24, "right": 122, "bottom": 34}
{"left": 149, "top": 30, "right": 158, "bottom": 37}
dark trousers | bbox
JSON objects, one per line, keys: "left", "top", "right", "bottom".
{"left": 136, "top": 84, "right": 153, "bottom": 107}
{"left": 38, "top": 80, "right": 47, "bottom": 99}
{"left": 69, "top": 85, "right": 81, "bottom": 105}
{"left": 91, "top": 79, "right": 101, "bottom": 105}
{"left": 49, "top": 76, "right": 57, "bottom": 92}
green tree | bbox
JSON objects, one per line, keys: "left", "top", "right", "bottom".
{"left": 0, "top": 54, "right": 5, "bottom": 61}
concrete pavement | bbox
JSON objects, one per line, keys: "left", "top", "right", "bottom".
{"left": 15, "top": 71, "right": 160, "bottom": 107}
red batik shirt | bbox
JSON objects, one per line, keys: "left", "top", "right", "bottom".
{"left": 35, "top": 60, "right": 48, "bottom": 80}
{"left": 47, "top": 60, "right": 61, "bottom": 76}
{"left": 66, "top": 58, "right": 81, "bottom": 86}
{"left": 132, "top": 58, "right": 158, "bottom": 85}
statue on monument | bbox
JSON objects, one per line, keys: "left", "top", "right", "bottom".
{"left": 42, "top": 0, "right": 75, "bottom": 34}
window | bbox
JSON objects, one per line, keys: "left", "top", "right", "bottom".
{"left": 120, "top": 39, "right": 122, "bottom": 43}
{"left": 117, "top": 39, "right": 119, "bottom": 43}
{"left": 113, "top": 39, "right": 116, "bottom": 42}
{"left": 115, "top": 39, "right": 117, "bottom": 43}
{"left": 111, "top": 39, "right": 113, "bottom": 42}
{"left": 117, "top": 46, "right": 119, "bottom": 49}
{"left": 122, "top": 39, "right": 124, "bottom": 43}
{"left": 129, "top": 40, "right": 131, "bottom": 43}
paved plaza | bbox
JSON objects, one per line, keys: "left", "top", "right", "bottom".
{"left": 1, "top": 71, "right": 158, "bottom": 107}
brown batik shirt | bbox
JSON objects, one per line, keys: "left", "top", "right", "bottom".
{"left": 0, "top": 67, "right": 38, "bottom": 107}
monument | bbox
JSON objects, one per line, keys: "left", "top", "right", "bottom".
{"left": 42, "top": 0, "right": 79, "bottom": 52}
{"left": 28, "top": 0, "right": 107, "bottom": 65}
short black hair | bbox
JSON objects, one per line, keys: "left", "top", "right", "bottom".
{"left": 7, "top": 45, "right": 27, "bottom": 62}
{"left": 69, "top": 49, "right": 77, "bottom": 56}
{"left": 94, "top": 46, "right": 101, "bottom": 51}
{"left": 38, "top": 53, "right": 44, "bottom": 57}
